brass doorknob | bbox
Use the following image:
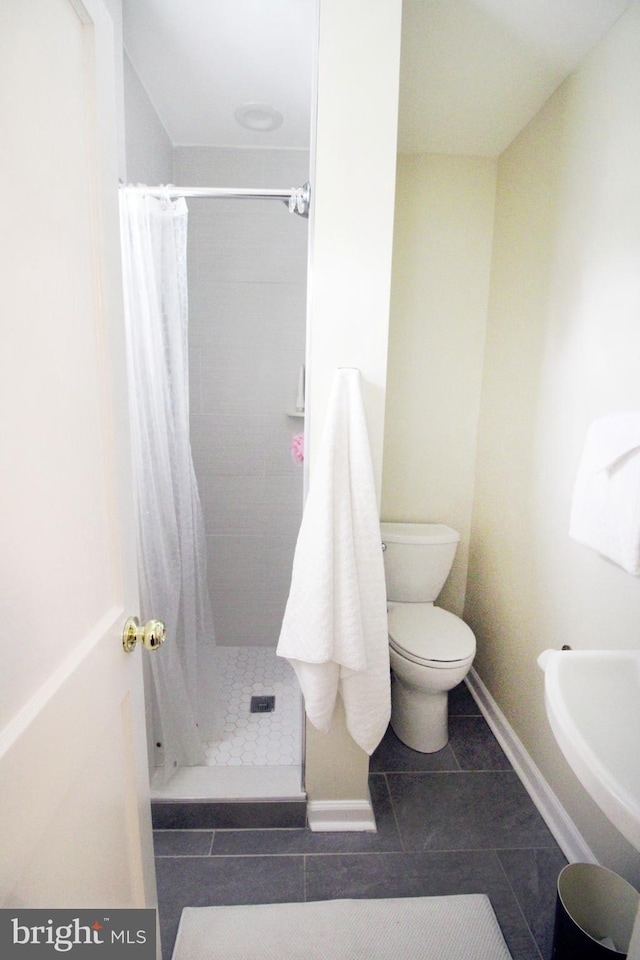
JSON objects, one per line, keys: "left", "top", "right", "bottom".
{"left": 122, "top": 616, "right": 166, "bottom": 653}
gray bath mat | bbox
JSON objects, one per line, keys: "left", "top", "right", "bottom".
{"left": 171, "top": 895, "right": 513, "bottom": 960}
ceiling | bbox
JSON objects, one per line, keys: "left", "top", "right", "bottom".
{"left": 123, "top": 0, "right": 634, "bottom": 158}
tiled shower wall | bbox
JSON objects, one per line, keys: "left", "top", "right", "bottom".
{"left": 174, "top": 146, "right": 309, "bottom": 647}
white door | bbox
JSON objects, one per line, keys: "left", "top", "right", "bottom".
{"left": 0, "top": 0, "right": 157, "bottom": 914}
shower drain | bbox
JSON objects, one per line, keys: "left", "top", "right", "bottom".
{"left": 250, "top": 695, "right": 276, "bottom": 714}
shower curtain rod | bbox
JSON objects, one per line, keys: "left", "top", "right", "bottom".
{"left": 121, "top": 181, "right": 311, "bottom": 218}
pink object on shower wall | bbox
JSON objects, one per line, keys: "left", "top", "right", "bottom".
{"left": 291, "top": 433, "right": 304, "bottom": 464}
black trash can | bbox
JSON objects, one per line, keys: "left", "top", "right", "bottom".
{"left": 552, "top": 863, "right": 640, "bottom": 959}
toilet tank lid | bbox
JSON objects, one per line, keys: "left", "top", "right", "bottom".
{"left": 381, "top": 522, "right": 460, "bottom": 545}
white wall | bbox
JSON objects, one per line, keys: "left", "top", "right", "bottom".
{"left": 305, "top": 2, "right": 401, "bottom": 486}
{"left": 123, "top": 53, "right": 173, "bottom": 185}
{"left": 466, "top": 0, "right": 640, "bottom": 884}
{"left": 303, "top": 0, "right": 402, "bottom": 809}
{"left": 381, "top": 154, "right": 497, "bottom": 615}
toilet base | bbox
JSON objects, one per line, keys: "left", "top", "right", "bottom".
{"left": 390, "top": 677, "right": 449, "bottom": 753}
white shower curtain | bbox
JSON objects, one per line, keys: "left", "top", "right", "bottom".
{"left": 119, "top": 187, "right": 214, "bottom": 780}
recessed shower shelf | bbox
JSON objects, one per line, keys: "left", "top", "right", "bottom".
{"left": 286, "top": 410, "right": 305, "bottom": 418}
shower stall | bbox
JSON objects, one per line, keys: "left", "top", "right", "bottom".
{"left": 122, "top": 53, "right": 310, "bottom": 804}
{"left": 155, "top": 146, "right": 309, "bottom": 803}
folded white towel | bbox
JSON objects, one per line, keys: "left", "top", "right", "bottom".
{"left": 569, "top": 412, "right": 640, "bottom": 575}
{"left": 277, "top": 368, "right": 390, "bottom": 754}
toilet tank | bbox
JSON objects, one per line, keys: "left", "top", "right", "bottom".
{"left": 380, "top": 522, "right": 460, "bottom": 602}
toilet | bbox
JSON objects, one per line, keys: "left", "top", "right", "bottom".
{"left": 381, "top": 522, "right": 476, "bottom": 753}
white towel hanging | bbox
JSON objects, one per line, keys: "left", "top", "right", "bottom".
{"left": 277, "top": 368, "right": 390, "bottom": 754}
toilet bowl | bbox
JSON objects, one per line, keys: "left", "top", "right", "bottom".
{"left": 381, "top": 522, "right": 476, "bottom": 753}
{"left": 388, "top": 602, "right": 475, "bottom": 752}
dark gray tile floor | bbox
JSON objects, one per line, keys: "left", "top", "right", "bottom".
{"left": 154, "top": 682, "right": 567, "bottom": 960}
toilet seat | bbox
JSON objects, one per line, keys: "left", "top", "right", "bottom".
{"left": 388, "top": 604, "right": 475, "bottom": 667}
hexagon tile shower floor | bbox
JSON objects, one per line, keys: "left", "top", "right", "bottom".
{"left": 203, "top": 647, "right": 302, "bottom": 767}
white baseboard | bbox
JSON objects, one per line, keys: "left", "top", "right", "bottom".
{"left": 307, "top": 796, "right": 377, "bottom": 832}
{"left": 465, "top": 667, "right": 598, "bottom": 865}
